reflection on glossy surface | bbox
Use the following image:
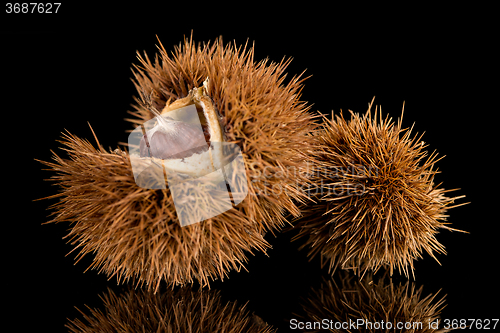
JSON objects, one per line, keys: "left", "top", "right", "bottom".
{"left": 296, "top": 271, "right": 451, "bottom": 332}
{"left": 67, "top": 287, "right": 275, "bottom": 333}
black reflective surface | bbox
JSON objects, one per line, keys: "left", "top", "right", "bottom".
{"left": 7, "top": 7, "right": 496, "bottom": 332}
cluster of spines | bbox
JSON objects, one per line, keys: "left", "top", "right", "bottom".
{"left": 293, "top": 100, "right": 465, "bottom": 277}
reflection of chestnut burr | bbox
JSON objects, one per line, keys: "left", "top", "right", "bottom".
{"left": 67, "top": 287, "right": 276, "bottom": 333}
{"left": 297, "top": 271, "right": 449, "bottom": 333}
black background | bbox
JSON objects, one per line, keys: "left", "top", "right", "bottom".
{"left": 3, "top": 4, "right": 497, "bottom": 332}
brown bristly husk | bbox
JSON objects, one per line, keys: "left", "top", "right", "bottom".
{"left": 67, "top": 287, "right": 276, "bottom": 333}
{"left": 298, "top": 272, "right": 451, "bottom": 333}
{"left": 39, "top": 131, "right": 268, "bottom": 289}
{"left": 293, "top": 99, "right": 466, "bottom": 278}
{"left": 128, "top": 34, "right": 319, "bottom": 225}
{"left": 38, "top": 34, "right": 319, "bottom": 290}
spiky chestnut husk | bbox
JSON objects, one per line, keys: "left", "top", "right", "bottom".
{"left": 39, "top": 35, "right": 318, "bottom": 290}
{"left": 293, "top": 100, "right": 465, "bottom": 277}
{"left": 297, "top": 272, "right": 450, "bottom": 333}
{"left": 67, "top": 287, "right": 276, "bottom": 333}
